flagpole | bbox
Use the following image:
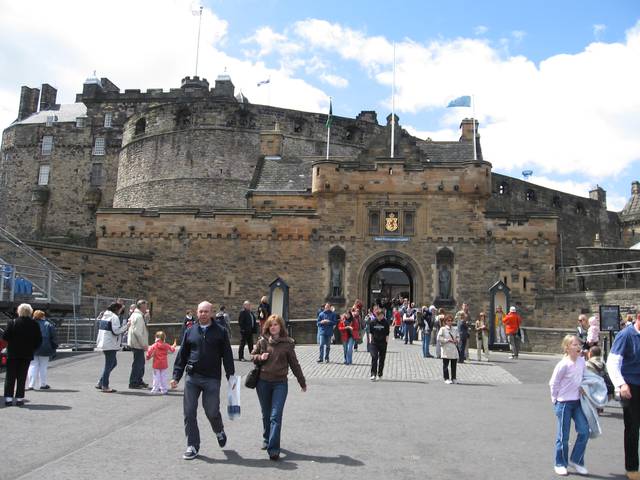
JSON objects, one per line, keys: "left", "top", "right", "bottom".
{"left": 472, "top": 94, "right": 477, "bottom": 161}
{"left": 194, "top": 6, "right": 203, "bottom": 76}
{"left": 391, "top": 42, "right": 396, "bottom": 159}
{"left": 326, "top": 97, "right": 332, "bottom": 160}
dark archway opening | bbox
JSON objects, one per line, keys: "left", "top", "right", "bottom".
{"left": 367, "top": 264, "right": 412, "bottom": 310}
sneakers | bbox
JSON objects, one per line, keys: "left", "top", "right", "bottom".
{"left": 40, "top": 385, "right": 51, "bottom": 390}
{"left": 129, "top": 384, "right": 144, "bottom": 389}
{"left": 554, "top": 466, "right": 568, "bottom": 476}
{"left": 444, "top": 379, "right": 453, "bottom": 384}
{"left": 370, "top": 375, "right": 377, "bottom": 381}
{"left": 317, "top": 359, "right": 323, "bottom": 363}
{"left": 216, "top": 431, "right": 227, "bottom": 447}
{"left": 451, "top": 379, "right": 458, "bottom": 384}
{"left": 627, "top": 471, "right": 640, "bottom": 480}
{"left": 182, "top": 446, "right": 198, "bottom": 460}
{"left": 269, "top": 453, "right": 280, "bottom": 461}
{"left": 5, "top": 399, "right": 13, "bottom": 407}
{"left": 15, "top": 399, "right": 24, "bottom": 407}
{"left": 569, "top": 462, "right": 588, "bottom": 475}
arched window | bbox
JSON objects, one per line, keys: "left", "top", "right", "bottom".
{"left": 552, "top": 196, "right": 562, "bottom": 208}
{"left": 498, "top": 182, "right": 509, "bottom": 195}
{"left": 575, "top": 203, "right": 586, "bottom": 215}
{"left": 134, "top": 118, "right": 146, "bottom": 136}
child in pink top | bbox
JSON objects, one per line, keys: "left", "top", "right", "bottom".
{"left": 146, "top": 331, "right": 176, "bottom": 394}
{"left": 586, "top": 316, "right": 600, "bottom": 347}
{"left": 548, "top": 335, "right": 589, "bottom": 476}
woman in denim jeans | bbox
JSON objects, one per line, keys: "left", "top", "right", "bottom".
{"left": 251, "top": 314, "right": 306, "bottom": 461}
{"left": 548, "top": 335, "right": 590, "bottom": 476}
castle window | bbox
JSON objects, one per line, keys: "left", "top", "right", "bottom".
{"left": 552, "top": 196, "right": 562, "bottom": 208}
{"left": 104, "top": 112, "right": 112, "bottom": 128}
{"left": 46, "top": 115, "right": 55, "bottom": 127}
{"left": 403, "top": 211, "right": 415, "bottom": 235}
{"left": 523, "top": 277, "right": 528, "bottom": 291}
{"left": 90, "top": 163, "right": 104, "bottom": 187}
{"left": 575, "top": 203, "right": 586, "bottom": 215}
{"left": 498, "top": 181, "right": 509, "bottom": 195}
{"left": 93, "top": 137, "right": 106, "bottom": 156}
{"left": 176, "top": 108, "right": 192, "bottom": 129}
{"left": 369, "top": 211, "right": 380, "bottom": 235}
{"left": 134, "top": 118, "right": 146, "bottom": 136}
{"left": 76, "top": 117, "right": 86, "bottom": 128}
{"left": 41, "top": 136, "right": 53, "bottom": 155}
{"left": 525, "top": 189, "right": 537, "bottom": 202}
{"left": 38, "top": 165, "right": 50, "bottom": 186}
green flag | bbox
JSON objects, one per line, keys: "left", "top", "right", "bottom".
{"left": 325, "top": 100, "right": 333, "bottom": 129}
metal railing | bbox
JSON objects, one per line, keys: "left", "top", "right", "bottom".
{"left": 1, "top": 261, "right": 80, "bottom": 304}
{"left": 558, "top": 259, "right": 640, "bottom": 291}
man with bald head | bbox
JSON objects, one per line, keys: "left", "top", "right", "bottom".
{"left": 171, "top": 301, "right": 235, "bottom": 460}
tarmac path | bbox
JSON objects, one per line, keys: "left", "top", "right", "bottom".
{"left": 1, "top": 339, "right": 626, "bottom": 480}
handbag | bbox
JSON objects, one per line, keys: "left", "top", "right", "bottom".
{"left": 244, "top": 336, "right": 266, "bottom": 389}
{"left": 244, "top": 365, "right": 261, "bottom": 389}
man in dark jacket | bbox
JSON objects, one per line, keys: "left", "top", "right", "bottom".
{"left": 3, "top": 303, "right": 42, "bottom": 406}
{"left": 237, "top": 300, "right": 256, "bottom": 361}
{"left": 171, "top": 301, "right": 235, "bottom": 460}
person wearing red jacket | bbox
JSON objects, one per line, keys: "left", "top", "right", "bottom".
{"left": 146, "top": 331, "right": 176, "bottom": 394}
{"left": 503, "top": 306, "right": 522, "bottom": 359}
{"left": 338, "top": 311, "right": 360, "bottom": 365}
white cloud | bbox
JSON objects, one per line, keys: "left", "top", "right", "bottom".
{"left": 511, "top": 30, "right": 526, "bottom": 43}
{"left": 241, "top": 26, "right": 303, "bottom": 58}
{"left": 0, "top": 0, "right": 329, "bottom": 131}
{"left": 283, "top": 19, "right": 640, "bottom": 181}
{"left": 474, "top": 25, "right": 489, "bottom": 36}
{"left": 319, "top": 73, "right": 349, "bottom": 88}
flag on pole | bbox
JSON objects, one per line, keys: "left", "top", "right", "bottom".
{"left": 447, "top": 95, "right": 471, "bottom": 108}
{"left": 325, "top": 100, "right": 333, "bottom": 129}
{"left": 257, "top": 79, "right": 270, "bottom": 87}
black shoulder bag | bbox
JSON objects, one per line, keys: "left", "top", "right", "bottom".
{"left": 245, "top": 337, "right": 265, "bottom": 389}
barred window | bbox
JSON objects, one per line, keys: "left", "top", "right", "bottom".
{"left": 76, "top": 117, "right": 86, "bottom": 128}
{"left": 369, "top": 211, "right": 380, "bottom": 235}
{"left": 93, "top": 137, "right": 105, "bottom": 156}
{"left": 46, "top": 115, "right": 55, "bottom": 127}
{"left": 41, "top": 136, "right": 53, "bottom": 155}
{"left": 104, "top": 112, "right": 112, "bottom": 128}
{"left": 38, "top": 165, "right": 50, "bottom": 186}
{"left": 404, "top": 211, "right": 415, "bottom": 235}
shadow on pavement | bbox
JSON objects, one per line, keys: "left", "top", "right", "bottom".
{"left": 33, "top": 388, "right": 79, "bottom": 393}
{"left": 197, "top": 449, "right": 364, "bottom": 469}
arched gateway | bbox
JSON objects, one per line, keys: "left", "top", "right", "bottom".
{"left": 357, "top": 251, "right": 425, "bottom": 309}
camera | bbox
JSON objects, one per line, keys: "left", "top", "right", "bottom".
{"left": 185, "top": 362, "right": 196, "bottom": 375}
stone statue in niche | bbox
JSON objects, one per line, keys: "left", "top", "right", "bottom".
{"left": 331, "top": 261, "right": 342, "bottom": 297}
{"left": 438, "top": 265, "right": 451, "bottom": 300}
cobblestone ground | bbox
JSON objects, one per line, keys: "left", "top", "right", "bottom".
{"left": 292, "top": 339, "right": 520, "bottom": 385}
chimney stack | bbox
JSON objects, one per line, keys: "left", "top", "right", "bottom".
{"left": 18, "top": 86, "right": 40, "bottom": 121}
{"left": 589, "top": 185, "right": 607, "bottom": 208}
{"left": 39, "top": 84, "right": 57, "bottom": 111}
{"left": 459, "top": 118, "right": 478, "bottom": 141}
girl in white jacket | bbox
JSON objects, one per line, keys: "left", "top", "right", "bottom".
{"left": 95, "top": 302, "right": 128, "bottom": 393}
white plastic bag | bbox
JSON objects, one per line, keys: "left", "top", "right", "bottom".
{"left": 227, "top": 375, "right": 241, "bottom": 420}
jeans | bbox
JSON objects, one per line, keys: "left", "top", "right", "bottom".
{"left": 422, "top": 332, "right": 432, "bottom": 357}
{"left": 554, "top": 400, "right": 589, "bottom": 468}
{"left": 442, "top": 358, "right": 457, "bottom": 381}
{"left": 98, "top": 350, "right": 118, "bottom": 389}
{"left": 4, "top": 358, "right": 30, "bottom": 400}
{"left": 458, "top": 337, "right": 468, "bottom": 362}
{"left": 318, "top": 332, "right": 332, "bottom": 361}
{"left": 238, "top": 332, "right": 254, "bottom": 360}
{"left": 404, "top": 323, "right": 415, "bottom": 344}
{"left": 623, "top": 383, "right": 640, "bottom": 471}
{"left": 183, "top": 374, "right": 223, "bottom": 450}
{"left": 256, "top": 379, "right": 288, "bottom": 456}
{"left": 507, "top": 334, "right": 520, "bottom": 358}
{"left": 28, "top": 355, "right": 50, "bottom": 388}
{"left": 370, "top": 342, "right": 387, "bottom": 377}
{"left": 342, "top": 337, "right": 355, "bottom": 364}
{"left": 129, "top": 348, "right": 146, "bottom": 386}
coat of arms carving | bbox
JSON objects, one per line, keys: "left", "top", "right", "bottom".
{"left": 385, "top": 212, "right": 399, "bottom": 232}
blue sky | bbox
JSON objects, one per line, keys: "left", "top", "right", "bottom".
{"left": 0, "top": 0, "right": 639, "bottom": 210}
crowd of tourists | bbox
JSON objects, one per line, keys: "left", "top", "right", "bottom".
{"left": 2, "top": 298, "right": 640, "bottom": 478}
{"left": 315, "top": 297, "right": 524, "bottom": 384}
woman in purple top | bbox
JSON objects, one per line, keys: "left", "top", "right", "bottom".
{"left": 548, "top": 335, "right": 589, "bottom": 476}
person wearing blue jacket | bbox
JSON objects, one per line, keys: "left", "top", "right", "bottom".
{"left": 316, "top": 303, "right": 337, "bottom": 363}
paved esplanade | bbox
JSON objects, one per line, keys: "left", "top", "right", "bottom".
{"left": 2, "top": 340, "right": 624, "bottom": 480}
